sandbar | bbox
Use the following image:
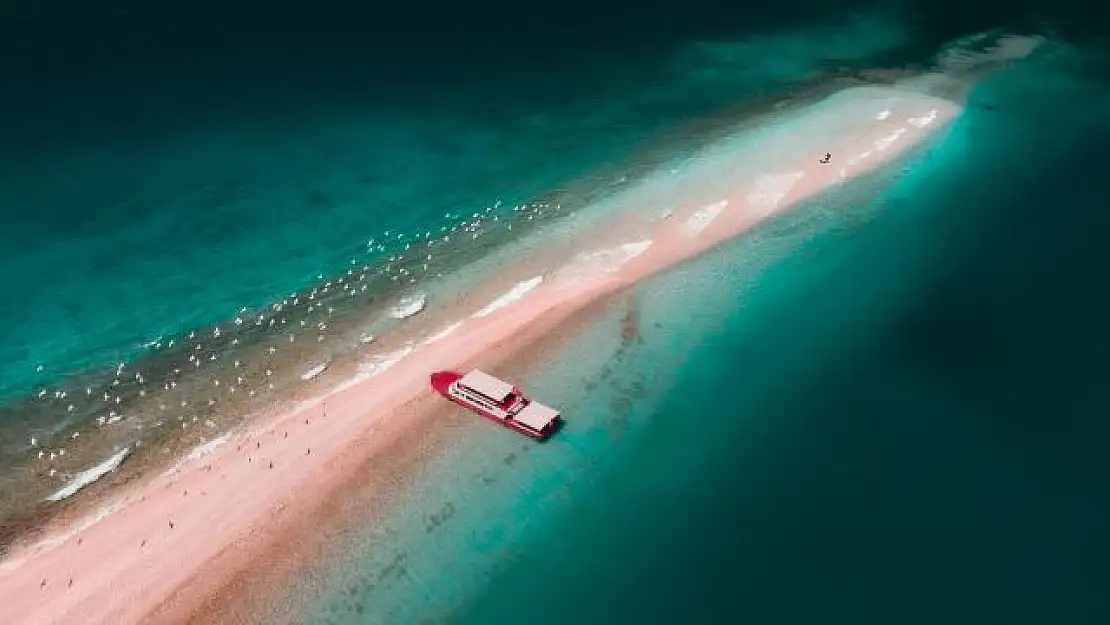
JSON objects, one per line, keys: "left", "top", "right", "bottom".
{"left": 0, "top": 85, "right": 959, "bottom": 625}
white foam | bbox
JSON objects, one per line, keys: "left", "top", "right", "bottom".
{"left": 359, "top": 346, "right": 415, "bottom": 377}
{"left": 681, "top": 199, "right": 728, "bottom": 236}
{"left": 579, "top": 241, "right": 652, "bottom": 266}
{"left": 291, "top": 345, "right": 419, "bottom": 414}
{"left": 0, "top": 555, "right": 24, "bottom": 573}
{"left": 746, "top": 171, "right": 805, "bottom": 213}
{"left": 301, "top": 362, "right": 329, "bottom": 381}
{"left": 908, "top": 109, "right": 938, "bottom": 128}
{"left": 473, "top": 276, "right": 544, "bottom": 318}
{"left": 558, "top": 239, "right": 654, "bottom": 286}
{"left": 874, "top": 127, "right": 907, "bottom": 151}
{"left": 1, "top": 500, "right": 126, "bottom": 574}
{"left": 162, "top": 433, "right": 232, "bottom": 478}
{"left": 845, "top": 150, "right": 874, "bottom": 169}
{"left": 187, "top": 434, "right": 229, "bottom": 462}
{"left": 46, "top": 447, "right": 131, "bottom": 502}
{"left": 293, "top": 395, "right": 327, "bottom": 414}
{"left": 876, "top": 109, "right": 892, "bottom": 120}
{"left": 389, "top": 293, "right": 427, "bottom": 319}
{"left": 422, "top": 321, "right": 463, "bottom": 345}
{"left": 619, "top": 240, "right": 653, "bottom": 258}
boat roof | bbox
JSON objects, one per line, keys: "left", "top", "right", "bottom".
{"left": 459, "top": 370, "right": 514, "bottom": 402}
{"left": 514, "top": 402, "right": 559, "bottom": 431}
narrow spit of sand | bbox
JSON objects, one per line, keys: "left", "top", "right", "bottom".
{"left": 0, "top": 86, "right": 959, "bottom": 625}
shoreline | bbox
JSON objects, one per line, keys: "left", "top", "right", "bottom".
{"left": 0, "top": 84, "right": 960, "bottom": 624}
{"left": 0, "top": 71, "right": 887, "bottom": 547}
{"left": 148, "top": 287, "right": 642, "bottom": 625}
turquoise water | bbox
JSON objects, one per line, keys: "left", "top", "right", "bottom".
{"left": 447, "top": 44, "right": 1110, "bottom": 625}
{"left": 4, "top": 3, "right": 1110, "bottom": 624}
{"left": 293, "top": 87, "right": 955, "bottom": 623}
{"left": 0, "top": 13, "right": 908, "bottom": 404}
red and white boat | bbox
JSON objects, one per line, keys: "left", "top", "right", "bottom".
{"left": 430, "top": 369, "right": 562, "bottom": 440}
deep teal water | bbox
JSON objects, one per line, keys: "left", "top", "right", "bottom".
{"left": 3, "top": 3, "right": 1110, "bottom": 623}
{"left": 0, "top": 12, "right": 911, "bottom": 404}
{"left": 448, "top": 48, "right": 1110, "bottom": 625}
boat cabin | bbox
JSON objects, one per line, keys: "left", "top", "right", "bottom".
{"left": 448, "top": 369, "right": 561, "bottom": 436}
{"left": 458, "top": 370, "right": 517, "bottom": 404}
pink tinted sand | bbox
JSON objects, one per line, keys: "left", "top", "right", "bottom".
{"left": 0, "top": 87, "right": 958, "bottom": 624}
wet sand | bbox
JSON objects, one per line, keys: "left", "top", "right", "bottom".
{"left": 0, "top": 85, "right": 959, "bottom": 624}
{"left": 0, "top": 194, "right": 569, "bottom": 551}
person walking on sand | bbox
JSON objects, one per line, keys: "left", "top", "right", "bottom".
{"left": 819, "top": 152, "right": 831, "bottom": 164}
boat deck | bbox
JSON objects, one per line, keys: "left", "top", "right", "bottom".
{"left": 431, "top": 369, "right": 562, "bottom": 439}
{"left": 513, "top": 402, "right": 560, "bottom": 431}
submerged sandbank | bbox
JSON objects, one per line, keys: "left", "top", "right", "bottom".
{"left": 0, "top": 83, "right": 960, "bottom": 625}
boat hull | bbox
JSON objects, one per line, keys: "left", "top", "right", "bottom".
{"left": 429, "top": 370, "right": 558, "bottom": 440}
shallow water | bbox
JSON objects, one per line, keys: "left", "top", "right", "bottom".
{"left": 290, "top": 86, "right": 947, "bottom": 625}
{"left": 0, "top": 9, "right": 927, "bottom": 543}
{"left": 2, "top": 2, "right": 1109, "bottom": 623}
{"left": 446, "top": 39, "right": 1110, "bottom": 625}
{"left": 0, "top": 11, "right": 910, "bottom": 406}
